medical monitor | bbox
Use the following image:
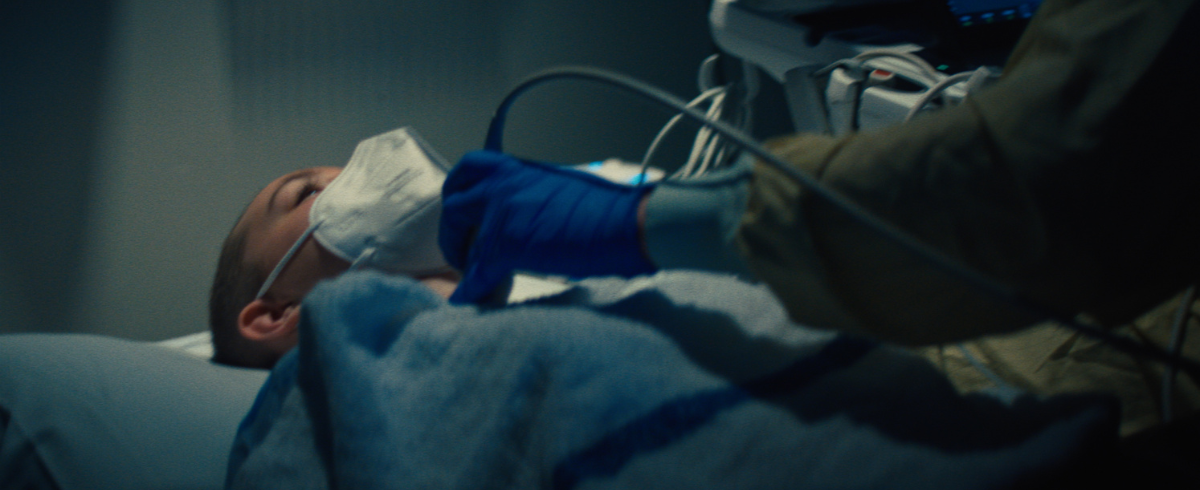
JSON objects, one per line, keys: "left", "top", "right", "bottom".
{"left": 946, "top": 0, "right": 1043, "bottom": 27}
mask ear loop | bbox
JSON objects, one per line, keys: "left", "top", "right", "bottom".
{"left": 256, "top": 222, "right": 320, "bottom": 299}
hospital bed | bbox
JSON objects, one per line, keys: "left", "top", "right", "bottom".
{"left": 0, "top": 268, "right": 1127, "bottom": 490}
{"left": 0, "top": 333, "right": 267, "bottom": 490}
{"left": 0, "top": 275, "right": 569, "bottom": 490}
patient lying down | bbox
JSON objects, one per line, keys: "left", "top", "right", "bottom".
{"left": 207, "top": 164, "right": 459, "bottom": 369}
{"left": 210, "top": 128, "right": 471, "bottom": 369}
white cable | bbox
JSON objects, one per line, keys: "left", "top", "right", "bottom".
{"left": 965, "top": 66, "right": 1000, "bottom": 93}
{"left": 681, "top": 91, "right": 728, "bottom": 178}
{"left": 644, "top": 54, "right": 755, "bottom": 180}
{"left": 684, "top": 96, "right": 722, "bottom": 176}
{"left": 698, "top": 53, "right": 722, "bottom": 92}
{"left": 639, "top": 86, "right": 726, "bottom": 174}
{"left": 814, "top": 49, "right": 942, "bottom": 85}
{"left": 817, "top": 52, "right": 1000, "bottom": 130}
{"left": 688, "top": 63, "right": 758, "bottom": 177}
{"left": 904, "top": 66, "right": 1001, "bottom": 122}
{"left": 696, "top": 128, "right": 722, "bottom": 176}
{"left": 691, "top": 58, "right": 729, "bottom": 175}
{"left": 903, "top": 71, "right": 975, "bottom": 122}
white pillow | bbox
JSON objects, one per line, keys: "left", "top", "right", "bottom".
{"left": 0, "top": 334, "right": 268, "bottom": 490}
{"left": 156, "top": 331, "right": 216, "bottom": 360}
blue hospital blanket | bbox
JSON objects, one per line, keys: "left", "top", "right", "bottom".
{"left": 227, "top": 270, "right": 1116, "bottom": 489}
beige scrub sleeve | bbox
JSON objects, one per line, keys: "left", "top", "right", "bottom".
{"left": 731, "top": 0, "right": 1200, "bottom": 345}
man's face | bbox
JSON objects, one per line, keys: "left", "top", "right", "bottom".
{"left": 237, "top": 166, "right": 349, "bottom": 302}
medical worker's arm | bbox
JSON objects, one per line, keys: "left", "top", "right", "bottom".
{"left": 690, "top": 0, "right": 1200, "bottom": 344}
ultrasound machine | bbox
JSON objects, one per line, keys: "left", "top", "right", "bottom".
{"left": 710, "top": 0, "right": 1042, "bottom": 134}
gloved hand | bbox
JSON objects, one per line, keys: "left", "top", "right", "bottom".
{"left": 440, "top": 150, "right": 657, "bottom": 304}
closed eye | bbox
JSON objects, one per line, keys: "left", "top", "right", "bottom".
{"left": 295, "top": 183, "right": 319, "bottom": 207}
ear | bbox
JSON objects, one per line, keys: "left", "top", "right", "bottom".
{"left": 237, "top": 298, "right": 301, "bottom": 344}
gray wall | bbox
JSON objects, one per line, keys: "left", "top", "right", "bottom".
{"left": 1, "top": 0, "right": 721, "bottom": 340}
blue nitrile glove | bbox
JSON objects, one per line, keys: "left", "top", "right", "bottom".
{"left": 440, "top": 150, "right": 657, "bottom": 304}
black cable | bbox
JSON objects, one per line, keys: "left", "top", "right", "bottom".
{"left": 483, "top": 65, "right": 1200, "bottom": 381}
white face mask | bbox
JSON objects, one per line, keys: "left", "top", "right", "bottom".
{"left": 255, "top": 127, "right": 451, "bottom": 299}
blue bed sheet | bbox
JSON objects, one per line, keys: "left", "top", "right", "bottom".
{"left": 227, "top": 270, "right": 1116, "bottom": 489}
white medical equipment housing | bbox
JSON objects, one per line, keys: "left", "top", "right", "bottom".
{"left": 709, "top": 0, "right": 1039, "bottom": 134}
